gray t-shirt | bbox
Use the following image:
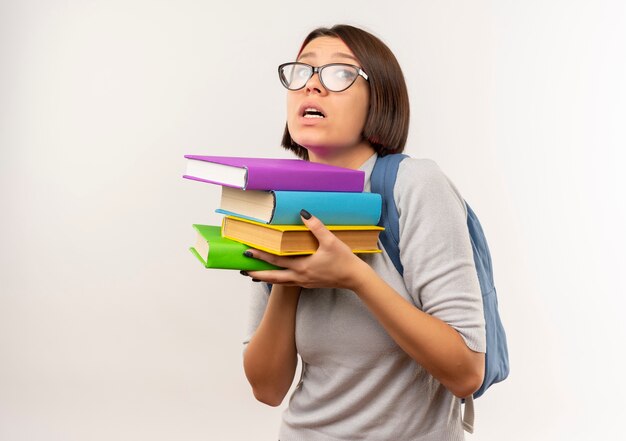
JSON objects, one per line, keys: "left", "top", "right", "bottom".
{"left": 244, "top": 154, "right": 486, "bottom": 441}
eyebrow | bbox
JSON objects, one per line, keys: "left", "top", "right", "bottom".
{"left": 298, "top": 51, "right": 359, "bottom": 63}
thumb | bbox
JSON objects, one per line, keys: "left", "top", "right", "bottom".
{"left": 300, "top": 209, "right": 335, "bottom": 245}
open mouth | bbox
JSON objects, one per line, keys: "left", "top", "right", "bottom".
{"left": 303, "top": 107, "right": 325, "bottom": 119}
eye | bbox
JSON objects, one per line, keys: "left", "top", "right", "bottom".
{"left": 294, "top": 65, "right": 312, "bottom": 78}
{"left": 332, "top": 66, "right": 357, "bottom": 81}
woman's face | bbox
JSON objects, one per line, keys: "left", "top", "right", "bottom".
{"left": 286, "top": 37, "right": 370, "bottom": 161}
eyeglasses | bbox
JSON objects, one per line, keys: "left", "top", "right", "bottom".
{"left": 278, "top": 62, "right": 369, "bottom": 92}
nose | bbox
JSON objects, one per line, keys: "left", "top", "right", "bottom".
{"left": 305, "top": 71, "right": 327, "bottom": 95}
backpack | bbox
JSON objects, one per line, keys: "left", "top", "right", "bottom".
{"left": 370, "top": 153, "right": 509, "bottom": 431}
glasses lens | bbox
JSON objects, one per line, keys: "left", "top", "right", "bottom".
{"left": 279, "top": 63, "right": 312, "bottom": 90}
{"left": 321, "top": 64, "right": 359, "bottom": 92}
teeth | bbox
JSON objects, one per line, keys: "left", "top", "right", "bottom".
{"left": 303, "top": 107, "right": 325, "bottom": 118}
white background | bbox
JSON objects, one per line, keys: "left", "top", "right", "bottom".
{"left": 1, "top": 1, "right": 625, "bottom": 440}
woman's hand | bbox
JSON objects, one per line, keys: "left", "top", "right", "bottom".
{"left": 245, "top": 210, "right": 484, "bottom": 398}
{"left": 244, "top": 210, "right": 372, "bottom": 290}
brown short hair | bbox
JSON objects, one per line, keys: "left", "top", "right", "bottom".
{"left": 281, "top": 24, "right": 410, "bottom": 159}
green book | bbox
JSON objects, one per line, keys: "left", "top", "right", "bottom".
{"left": 190, "top": 224, "right": 281, "bottom": 270}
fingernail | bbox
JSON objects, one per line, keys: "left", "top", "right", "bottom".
{"left": 300, "top": 209, "right": 312, "bottom": 220}
{"left": 252, "top": 278, "right": 261, "bottom": 282}
{"left": 240, "top": 270, "right": 249, "bottom": 276}
{"left": 243, "top": 250, "right": 254, "bottom": 258}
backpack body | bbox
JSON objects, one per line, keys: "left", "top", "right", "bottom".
{"left": 370, "top": 154, "right": 509, "bottom": 399}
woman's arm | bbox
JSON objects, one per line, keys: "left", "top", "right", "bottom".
{"left": 243, "top": 284, "right": 301, "bottom": 406}
{"left": 348, "top": 257, "right": 485, "bottom": 398}
{"left": 246, "top": 213, "right": 484, "bottom": 399}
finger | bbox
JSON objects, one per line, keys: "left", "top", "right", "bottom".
{"left": 246, "top": 268, "right": 299, "bottom": 285}
{"left": 300, "top": 209, "right": 336, "bottom": 245}
{"left": 244, "top": 248, "right": 298, "bottom": 269}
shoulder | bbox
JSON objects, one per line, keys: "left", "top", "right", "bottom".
{"left": 398, "top": 156, "right": 439, "bottom": 172}
{"left": 396, "top": 157, "right": 442, "bottom": 186}
{"left": 394, "top": 157, "right": 465, "bottom": 211}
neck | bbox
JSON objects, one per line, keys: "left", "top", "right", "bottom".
{"left": 306, "top": 142, "right": 376, "bottom": 170}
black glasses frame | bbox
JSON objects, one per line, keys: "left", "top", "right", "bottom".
{"left": 278, "top": 62, "right": 369, "bottom": 92}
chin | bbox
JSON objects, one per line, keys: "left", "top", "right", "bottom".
{"left": 291, "top": 137, "right": 325, "bottom": 151}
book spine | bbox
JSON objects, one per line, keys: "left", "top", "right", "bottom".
{"left": 270, "top": 191, "right": 382, "bottom": 225}
{"left": 245, "top": 168, "right": 365, "bottom": 192}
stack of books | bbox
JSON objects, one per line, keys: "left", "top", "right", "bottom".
{"left": 183, "top": 155, "right": 384, "bottom": 271}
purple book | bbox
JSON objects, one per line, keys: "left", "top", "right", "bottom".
{"left": 183, "top": 155, "right": 365, "bottom": 192}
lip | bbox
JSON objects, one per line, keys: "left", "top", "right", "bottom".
{"left": 297, "top": 102, "right": 327, "bottom": 121}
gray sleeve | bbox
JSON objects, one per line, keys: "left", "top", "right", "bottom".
{"left": 243, "top": 281, "right": 271, "bottom": 348}
{"left": 395, "top": 159, "right": 486, "bottom": 352}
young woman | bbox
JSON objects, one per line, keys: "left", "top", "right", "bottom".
{"left": 242, "top": 24, "right": 486, "bottom": 441}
